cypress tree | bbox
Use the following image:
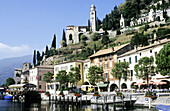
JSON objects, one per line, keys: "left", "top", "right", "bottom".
{"left": 62, "top": 29, "right": 66, "bottom": 41}
{"left": 37, "top": 51, "right": 40, "bottom": 65}
{"left": 96, "top": 17, "right": 99, "bottom": 31}
{"left": 45, "top": 45, "right": 49, "bottom": 55}
{"left": 33, "top": 50, "right": 36, "bottom": 66}
{"left": 88, "top": 19, "right": 91, "bottom": 31}
{"left": 62, "top": 29, "right": 67, "bottom": 47}
{"left": 51, "top": 34, "right": 56, "bottom": 49}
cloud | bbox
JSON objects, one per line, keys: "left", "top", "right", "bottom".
{"left": 0, "top": 43, "right": 32, "bottom": 59}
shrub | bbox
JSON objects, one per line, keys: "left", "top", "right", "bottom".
{"left": 116, "top": 91, "right": 123, "bottom": 96}
{"left": 91, "top": 33, "right": 101, "bottom": 41}
{"left": 156, "top": 28, "right": 170, "bottom": 37}
{"left": 116, "top": 30, "right": 121, "bottom": 35}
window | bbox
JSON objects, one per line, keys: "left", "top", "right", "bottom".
{"left": 135, "top": 56, "right": 138, "bottom": 63}
{"left": 39, "top": 76, "right": 41, "bottom": 81}
{"left": 85, "top": 64, "right": 88, "bottom": 69}
{"left": 124, "top": 59, "right": 126, "bottom": 62}
{"left": 119, "top": 60, "right": 121, "bottom": 62}
{"left": 130, "top": 70, "right": 133, "bottom": 81}
{"left": 100, "top": 57, "right": 102, "bottom": 62}
{"left": 109, "top": 54, "right": 112, "bottom": 60}
{"left": 129, "top": 57, "right": 131, "bottom": 64}
{"left": 91, "top": 59, "right": 94, "bottom": 63}
{"left": 139, "top": 53, "right": 141, "bottom": 56}
{"left": 39, "top": 85, "right": 41, "bottom": 89}
{"left": 100, "top": 64, "right": 103, "bottom": 67}
{"left": 155, "top": 52, "right": 157, "bottom": 58}
{"left": 105, "top": 63, "right": 108, "bottom": 68}
{"left": 105, "top": 56, "right": 107, "bottom": 61}
{"left": 105, "top": 73, "right": 108, "bottom": 81}
{"left": 78, "top": 65, "right": 81, "bottom": 69}
{"left": 150, "top": 50, "right": 152, "bottom": 53}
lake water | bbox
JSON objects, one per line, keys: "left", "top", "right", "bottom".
{"left": 0, "top": 100, "right": 157, "bottom": 111}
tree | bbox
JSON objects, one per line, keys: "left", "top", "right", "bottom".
{"left": 45, "top": 45, "right": 49, "bottom": 55}
{"left": 91, "top": 33, "right": 101, "bottom": 41}
{"left": 43, "top": 72, "right": 53, "bottom": 83}
{"left": 130, "top": 33, "right": 149, "bottom": 48}
{"left": 37, "top": 51, "right": 41, "bottom": 65}
{"left": 134, "top": 57, "right": 155, "bottom": 87}
{"left": 156, "top": 43, "right": 170, "bottom": 76}
{"left": 96, "top": 17, "right": 101, "bottom": 31}
{"left": 5, "top": 77, "right": 15, "bottom": 87}
{"left": 101, "top": 35, "right": 110, "bottom": 45}
{"left": 62, "top": 29, "right": 67, "bottom": 47}
{"left": 33, "top": 50, "right": 36, "bottom": 66}
{"left": 68, "top": 67, "right": 81, "bottom": 87}
{"left": 88, "top": 19, "right": 91, "bottom": 31}
{"left": 80, "top": 34, "right": 88, "bottom": 46}
{"left": 55, "top": 70, "right": 68, "bottom": 89}
{"left": 51, "top": 34, "right": 56, "bottom": 49}
{"left": 87, "top": 66, "right": 103, "bottom": 85}
{"left": 111, "top": 62, "right": 129, "bottom": 90}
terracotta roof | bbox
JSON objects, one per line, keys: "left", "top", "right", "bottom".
{"left": 37, "top": 65, "right": 54, "bottom": 68}
{"left": 15, "top": 68, "right": 22, "bottom": 71}
{"left": 118, "top": 39, "right": 170, "bottom": 58}
{"left": 89, "top": 43, "right": 129, "bottom": 58}
{"left": 55, "top": 60, "right": 84, "bottom": 65}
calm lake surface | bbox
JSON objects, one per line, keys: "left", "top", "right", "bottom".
{"left": 0, "top": 100, "right": 157, "bottom": 111}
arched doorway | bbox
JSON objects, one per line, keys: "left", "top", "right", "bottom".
{"left": 83, "top": 82, "right": 89, "bottom": 85}
{"left": 121, "top": 83, "right": 127, "bottom": 89}
{"left": 69, "top": 34, "right": 73, "bottom": 40}
{"left": 110, "top": 84, "right": 118, "bottom": 92}
{"left": 131, "top": 82, "right": 138, "bottom": 89}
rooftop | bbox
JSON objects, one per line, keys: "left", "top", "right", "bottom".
{"left": 89, "top": 43, "right": 129, "bottom": 58}
{"left": 118, "top": 38, "right": 170, "bottom": 58}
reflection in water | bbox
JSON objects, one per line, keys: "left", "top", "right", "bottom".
{"left": 0, "top": 100, "right": 155, "bottom": 111}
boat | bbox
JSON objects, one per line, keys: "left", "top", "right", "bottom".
{"left": 4, "top": 95, "right": 12, "bottom": 100}
{"left": 156, "top": 105, "right": 170, "bottom": 111}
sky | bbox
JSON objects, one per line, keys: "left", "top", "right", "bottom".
{"left": 0, "top": 0, "right": 125, "bottom": 60}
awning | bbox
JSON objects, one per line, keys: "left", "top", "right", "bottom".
{"left": 97, "top": 84, "right": 108, "bottom": 87}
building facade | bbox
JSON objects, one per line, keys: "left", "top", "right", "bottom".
{"left": 117, "top": 38, "right": 170, "bottom": 90}
{"left": 29, "top": 65, "right": 54, "bottom": 91}
{"left": 89, "top": 44, "right": 133, "bottom": 92}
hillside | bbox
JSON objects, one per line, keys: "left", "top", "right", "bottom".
{"left": 0, "top": 55, "right": 32, "bottom": 85}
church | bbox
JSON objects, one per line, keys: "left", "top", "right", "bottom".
{"left": 66, "top": 4, "right": 97, "bottom": 45}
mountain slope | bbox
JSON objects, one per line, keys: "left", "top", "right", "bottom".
{"left": 0, "top": 55, "right": 32, "bottom": 85}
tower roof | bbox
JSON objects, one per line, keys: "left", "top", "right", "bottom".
{"left": 91, "top": 3, "right": 95, "bottom": 11}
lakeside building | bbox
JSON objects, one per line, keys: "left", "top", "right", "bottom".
{"left": 14, "top": 62, "right": 32, "bottom": 84}
{"left": 117, "top": 37, "right": 170, "bottom": 90}
{"left": 29, "top": 65, "right": 54, "bottom": 91}
{"left": 89, "top": 43, "right": 134, "bottom": 92}
{"left": 14, "top": 68, "right": 22, "bottom": 84}
{"left": 46, "top": 60, "right": 84, "bottom": 94}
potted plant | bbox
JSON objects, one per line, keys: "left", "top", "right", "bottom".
{"left": 58, "top": 90, "right": 64, "bottom": 96}
{"left": 145, "top": 91, "right": 157, "bottom": 100}
{"left": 45, "top": 91, "right": 50, "bottom": 96}
{"left": 74, "top": 91, "right": 81, "bottom": 97}
{"left": 93, "top": 91, "right": 100, "bottom": 97}
{"left": 116, "top": 91, "right": 123, "bottom": 97}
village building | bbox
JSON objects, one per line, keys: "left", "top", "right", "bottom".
{"left": 89, "top": 43, "right": 134, "bottom": 92}
{"left": 117, "top": 37, "right": 170, "bottom": 90}
{"left": 14, "top": 68, "right": 22, "bottom": 84}
{"left": 66, "top": 4, "right": 97, "bottom": 45}
{"left": 46, "top": 60, "right": 84, "bottom": 94}
{"left": 29, "top": 65, "right": 54, "bottom": 91}
{"left": 120, "top": 14, "right": 125, "bottom": 29}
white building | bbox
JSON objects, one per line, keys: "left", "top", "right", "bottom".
{"left": 117, "top": 38, "right": 170, "bottom": 90}
{"left": 66, "top": 4, "right": 97, "bottom": 45}
{"left": 46, "top": 60, "right": 84, "bottom": 94}
{"left": 120, "top": 14, "right": 125, "bottom": 29}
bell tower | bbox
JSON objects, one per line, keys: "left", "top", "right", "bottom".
{"left": 90, "top": 4, "right": 96, "bottom": 32}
